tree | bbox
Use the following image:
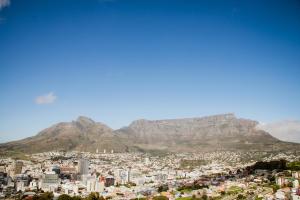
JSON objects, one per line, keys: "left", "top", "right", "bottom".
{"left": 130, "top": 198, "right": 146, "bottom": 200}
{"left": 86, "top": 192, "right": 100, "bottom": 200}
{"left": 153, "top": 196, "right": 168, "bottom": 200}
{"left": 72, "top": 196, "right": 83, "bottom": 200}
{"left": 237, "top": 194, "right": 246, "bottom": 200}
{"left": 58, "top": 194, "right": 73, "bottom": 200}
{"left": 33, "top": 192, "right": 54, "bottom": 200}
{"left": 272, "top": 184, "right": 280, "bottom": 193}
{"left": 158, "top": 185, "right": 168, "bottom": 193}
{"left": 85, "top": 192, "right": 105, "bottom": 200}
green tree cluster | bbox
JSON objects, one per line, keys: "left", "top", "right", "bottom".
{"left": 177, "top": 184, "right": 208, "bottom": 192}
{"left": 158, "top": 185, "right": 169, "bottom": 193}
{"left": 287, "top": 161, "right": 300, "bottom": 170}
{"left": 33, "top": 192, "right": 54, "bottom": 200}
{"left": 153, "top": 196, "right": 169, "bottom": 200}
{"left": 56, "top": 192, "right": 105, "bottom": 200}
{"left": 57, "top": 194, "right": 82, "bottom": 200}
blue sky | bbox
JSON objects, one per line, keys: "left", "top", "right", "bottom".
{"left": 0, "top": 0, "right": 300, "bottom": 142}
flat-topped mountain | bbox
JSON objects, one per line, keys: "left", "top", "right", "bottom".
{"left": 1, "top": 114, "right": 299, "bottom": 155}
{"left": 116, "top": 113, "right": 293, "bottom": 152}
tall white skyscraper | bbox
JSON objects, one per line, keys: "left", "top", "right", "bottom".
{"left": 79, "top": 159, "right": 89, "bottom": 175}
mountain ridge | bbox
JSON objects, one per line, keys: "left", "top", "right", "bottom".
{"left": 1, "top": 114, "right": 299, "bottom": 155}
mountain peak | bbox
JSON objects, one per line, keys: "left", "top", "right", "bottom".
{"left": 76, "top": 116, "right": 95, "bottom": 125}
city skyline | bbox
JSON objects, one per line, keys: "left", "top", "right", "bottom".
{"left": 1, "top": 0, "right": 300, "bottom": 142}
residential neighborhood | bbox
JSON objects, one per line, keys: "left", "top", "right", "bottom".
{"left": 1, "top": 151, "right": 300, "bottom": 200}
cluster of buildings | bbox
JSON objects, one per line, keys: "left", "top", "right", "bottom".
{"left": 0, "top": 150, "right": 299, "bottom": 199}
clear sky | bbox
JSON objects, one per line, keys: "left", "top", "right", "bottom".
{"left": 0, "top": 0, "right": 300, "bottom": 142}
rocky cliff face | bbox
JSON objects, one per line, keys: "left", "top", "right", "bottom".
{"left": 1, "top": 114, "right": 298, "bottom": 155}
{"left": 116, "top": 114, "right": 281, "bottom": 152}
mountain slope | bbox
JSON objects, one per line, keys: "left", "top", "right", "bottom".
{"left": 257, "top": 120, "right": 300, "bottom": 143}
{"left": 0, "top": 116, "right": 129, "bottom": 154}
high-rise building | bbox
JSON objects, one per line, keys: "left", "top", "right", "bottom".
{"left": 95, "top": 180, "right": 105, "bottom": 192}
{"left": 86, "top": 177, "right": 96, "bottom": 192}
{"left": 78, "top": 159, "right": 89, "bottom": 175}
{"left": 15, "top": 174, "right": 30, "bottom": 191}
{"left": 41, "top": 173, "right": 59, "bottom": 192}
{"left": 16, "top": 180, "right": 25, "bottom": 192}
{"left": 127, "top": 167, "right": 131, "bottom": 183}
{"left": 14, "top": 161, "right": 23, "bottom": 175}
{"left": 86, "top": 176, "right": 105, "bottom": 192}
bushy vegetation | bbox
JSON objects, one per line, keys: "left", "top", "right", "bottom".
{"left": 177, "top": 184, "right": 208, "bottom": 192}
{"left": 176, "top": 196, "right": 203, "bottom": 200}
{"left": 32, "top": 192, "right": 105, "bottom": 200}
{"left": 237, "top": 194, "right": 246, "bottom": 200}
{"left": 250, "top": 160, "right": 287, "bottom": 171}
{"left": 130, "top": 198, "right": 147, "bottom": 200}
{"left": 116, "top": 182, "right": 136, "bottom": 188}
{"left": 57, "top": 194, "right": 82, "bottom": 200}
{"left": 158, "top": 184, "right": 169, "bottom": 193}
{"left": 85, "top": 192, "right": 105, "bottom": 200}
{"left": 267, "top": 184, "right": 280, "bottom": 192}
{"left": 51, "top": 156, "right": 69, "bottom": 161}
{"left": 0, "top": 150, "right": 30, "bottom": 160}
{"left": 32, "top": 192, "right": 54, "bottom": 200}
{"left": 227, "top": 186, "right": 243, "bottom": 195}
{"left": 153, "top": 196, "right": 169, "bottom": 200}
{"left": 287, "top": 161, "right": 300, "bottom": 170}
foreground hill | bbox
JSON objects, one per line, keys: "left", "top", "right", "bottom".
{"left": 1, "top": 114, "right": 299, "bottom": 155}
